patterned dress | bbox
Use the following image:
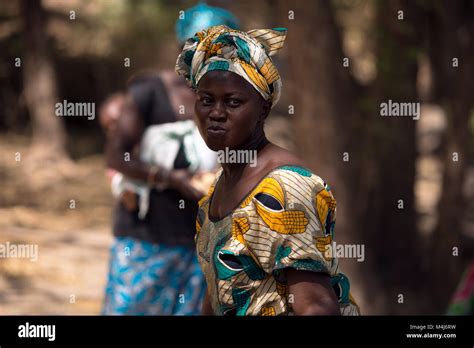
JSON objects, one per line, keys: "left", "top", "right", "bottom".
{"left": 102, "top": 237, "right": 205, "bottom": 315}
{"left": 195, "top": 165, "right": 360, "bottom": 315}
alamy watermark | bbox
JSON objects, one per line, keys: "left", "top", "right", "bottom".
{"left": 18, "top": 322, "right": 55, "bottom": 341}
{"left": 0, "top": 242, "right": 38, "bottom": 262}
{"left": 55, "top": 99, "right": 95, "bottom": 120}
{"left": 324, "top": 242, "right": 365, "bottom": 262}
{"left": 217, "top": 147, "right": 257, "bottom": 167}
{"left": 380, "top": 99, "right": 420, "bottom": 120}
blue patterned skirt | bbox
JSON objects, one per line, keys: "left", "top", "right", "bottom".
{"left": 102, "top": 236, "right": 205, "bottom": 315}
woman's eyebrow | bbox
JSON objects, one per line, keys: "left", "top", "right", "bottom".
{"left": 225, "top": 93, "right": 246, "bottom": 98}
{"left": 197, "top": 90, "right": 246, "bottom": 97}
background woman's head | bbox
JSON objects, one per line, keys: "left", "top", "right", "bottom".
{"left": 175, "top": 3, "right": 240, "bottom": 46}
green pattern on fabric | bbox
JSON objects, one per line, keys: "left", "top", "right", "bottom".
{"left": 214, "top": 248, "right": 265, "bottom": 281}
{"left": 235, "top": 37, "right": 251, "bottom": 63}
{"left": 275, "top": 245, "right": 291, "bottom": 265}
{"left": 214, "top": 35, "right": 234, "bottom": 47}
{"left": 214, "top": 250, "right": 240, "bottom": 280}
{"left": 239, "top": 255, "right": 266, "bottom": 280}
{"left": 207, "top": 60, "right": 230, "bottom": 72}
{"left": 291, "top": 259, "right": 328, "bottom": 273}
{"left": 184, "top": 50, "right": 194, "bottom": 66}
{"left": 331, "top": 273, "right": 351, "bottom": 304}
{"left": 280, "top": 165, "right": 312, "bottom": 177}
{"left": 232, "top": 288, "right": 251, "bottom": 316}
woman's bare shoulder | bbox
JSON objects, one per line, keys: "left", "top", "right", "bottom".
{"left": 261, "top": 143, "right": 306, "bottom": 169}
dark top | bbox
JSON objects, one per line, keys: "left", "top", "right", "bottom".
{"left": 112, "top": 74, "right": 198, "bottom": 247}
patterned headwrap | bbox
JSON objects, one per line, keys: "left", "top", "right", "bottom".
{"left": 175, "top": 25, "right": 287, "bottom": 107}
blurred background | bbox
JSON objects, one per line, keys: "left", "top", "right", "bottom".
{"left": 0, "top": 0, "right": 473, "bottom": 315}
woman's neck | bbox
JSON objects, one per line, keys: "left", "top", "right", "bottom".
{"left": 221, "top": 128, "right": 269, "bottom": 183}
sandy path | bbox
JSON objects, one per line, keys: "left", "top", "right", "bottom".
{"left": 0, "top": 224, "right": 112, "bottom": 314}
{"left": 0, "top": 137, "right": 115, "bottom": 314}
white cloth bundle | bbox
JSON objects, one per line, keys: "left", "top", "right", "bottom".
{"left": 111, "top": 120, "right": 217, "bottom": 219}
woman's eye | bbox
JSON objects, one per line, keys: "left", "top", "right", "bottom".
{"left": 227, "top": 99, "right": 242, "bottom": 107}
{"left": 200, "top": 97, "right": 212, "bottom": 105}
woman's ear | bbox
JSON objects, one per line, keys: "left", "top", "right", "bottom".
{"left": 261, "top": 100, "right": 271, "bottom": 121}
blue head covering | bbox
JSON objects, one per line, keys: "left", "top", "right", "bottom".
{"left": 175, "top": 2, "right": 240, "bottom": 45}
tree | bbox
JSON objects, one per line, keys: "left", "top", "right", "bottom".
{"left": 276, "top": 0, "right": 465, "bottom": 314}
{"left": 276, "top": 0, "right": 389, "bottom": 313}
{"left": 20, "top": 0, "right": 69, "bottom": 163}
{"left": 426, "top": 0, "right": 474, "bottom": 310}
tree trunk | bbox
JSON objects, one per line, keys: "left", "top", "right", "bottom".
{"left": 365, "top": 0, "right": 427, "bottom": 314}
{"left": 276, "top": 0, "right": 386, "bottom": 314}
{"left": 20, "top": 0, "right": 68, "bottom": 162}
{"left": 427, "top": 0, "right": 474, "bottom": 312}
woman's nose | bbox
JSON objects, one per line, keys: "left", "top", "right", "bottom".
{"left": 209, "top": 102, "right": 226, "bottom": 121}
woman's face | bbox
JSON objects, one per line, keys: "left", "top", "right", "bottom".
{"left": 195, "top": 70, "right": 269, "bottom": 151}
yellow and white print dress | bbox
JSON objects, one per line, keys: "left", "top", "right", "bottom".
{"left": 195, "top": 165, "right": 360, "bottom": 316}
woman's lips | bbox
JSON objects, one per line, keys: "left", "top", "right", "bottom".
{"left": 207, "top": 127, "right": 227, "bottom": 137}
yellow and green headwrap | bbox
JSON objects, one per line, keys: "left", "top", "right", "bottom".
{"left": 175, "top": 25, "right": 287, "bottom": 107}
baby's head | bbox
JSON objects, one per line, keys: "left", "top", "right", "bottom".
{"left": 99, "top": 93, "right": 125, "bottom": 136}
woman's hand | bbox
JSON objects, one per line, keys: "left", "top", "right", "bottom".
{"left": 286, "top": 269, "right": 341, "bottom": 315}
{"left": 120, "top": 190, "right": 138, "bottom": 212}
{"left": 169, "top": 169, "right": 205, "bottom": 202}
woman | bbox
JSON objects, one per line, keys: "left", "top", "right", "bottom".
{"left": 175, "top": 25, "right": 360, "bottom": 315}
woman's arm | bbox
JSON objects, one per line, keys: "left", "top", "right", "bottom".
{"left": 286, "top": 269, "right": 340, "bottom": 316}
{"left": 201, "top": 290, "right": 214, "bottom": 315}
{"left": 105, "top": 94, "right": 154, "bottom": 182}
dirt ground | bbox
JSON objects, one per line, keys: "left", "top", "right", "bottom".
{"left": 0, "top": 135, "right": 113, "bottom": 314}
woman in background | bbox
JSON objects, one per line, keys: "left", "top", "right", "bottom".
{"left": 102, "top": 4, "right": 240, "bottom": 315}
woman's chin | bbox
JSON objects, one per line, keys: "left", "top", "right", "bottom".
{"left": 204, "top": 138, "right": 228, "bottom": 152}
